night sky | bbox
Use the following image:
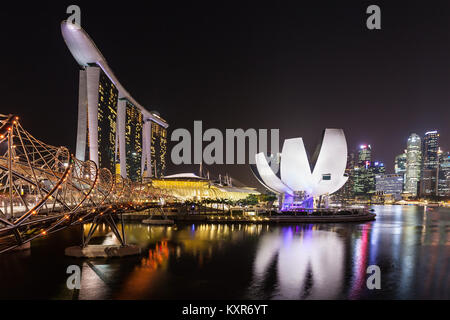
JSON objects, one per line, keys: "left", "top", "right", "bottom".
{"left": 1, "top": 1, "right": 449, "bottom": 188}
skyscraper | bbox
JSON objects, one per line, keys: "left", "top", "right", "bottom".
{"left": 149, "top": 113, "right": 168, "bottom": 178}
{"left": 394, "top": 152, "right": 407, "bottom": 192}
{"left": 358, "top": 144, "right": 371, "bottom": 165}
{"left": 394, "top": 152, "right": 407, "bottom": 175}
{"left": 420, "top": 130, "right": 439, "bottom": 196}
{"left": 354, "top": 145, "right": 370, "bottom": 194}
{"left": 438, "top": 150, "right": 450, "bottom": 197}
{"left": 76, "top": 66, "right": 119, "bottom": 174}
{"left": 422, "top": 131, "right": 439, "bottom": 169}
{"left": 353, "top": 145, "right": 385, "bottom": 195}
{"left": 368, "top": 161, "right": 386, "bottom": 193}
{"left": 404, "top": 133, "right": 422, "bottom": 196}
{"left": 124, "top": 100, "right": 143, "bottom": 182}
{"left": 61, "top": 21, "right": 169, "bottom": 182}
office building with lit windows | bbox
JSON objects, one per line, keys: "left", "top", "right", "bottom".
{"left": 375, "top": 174, "right": 404, "bottom": 201}
{"left": 358, "top": 144, "right": 372, "bottom": 165}
{"left": 437, "top": 151, "right": 450, "bottom": 197}
{"left": 404, "top": 133, "right": 422, "bottom": 196}
{"left": 394, "top": 152, "right": 407, "bottom": 192}
{"left": 420, "top": 130, "right": 439, "bottom": 197}
{"left": 61, "top": 20, "right": 169, "bottom": 181}
{"left": 353, "top": 145, "right": 385, "bottom": 195}
{"left": 422, "top": 131, "right": 440, "bottom": 169}
{"left": 395, "top": 152, "right": 407, "bottom": 175}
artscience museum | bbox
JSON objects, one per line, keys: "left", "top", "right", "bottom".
{"left": 251, "top": 129, "right": 348, "bottom": 210}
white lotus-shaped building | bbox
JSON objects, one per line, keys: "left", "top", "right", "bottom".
{"left": 252, "top": 129, "right": 348, "bottom": 209}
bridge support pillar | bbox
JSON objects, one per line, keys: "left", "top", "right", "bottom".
{"left": 65, "top": 211, "right": 141, "bottom": 258}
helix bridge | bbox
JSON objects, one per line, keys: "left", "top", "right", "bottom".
{"left": 0, "top": 114, "right": 176, "bottom": 254}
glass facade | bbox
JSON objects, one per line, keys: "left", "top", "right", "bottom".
{"left": 422, "top": 131, "right": 439, "bottom": 170}
{"left": 394, "top": 153, "right": 407, "bottom": 175}
{"left": 150, "top": 121, "right": 167, "bottom": 178}
{"left": 125, "top": 100, "right": 143, "bottom": 182}
{"left": 353, "top": 145, "right": 385, "bottom": 195}
{"left": 97, "top": 69, "right": 118, "bottom": 174}
{"left": 367, "top": 162, "right": 386, "bottom": 193}
{"left": 420, "top": 169, "right": 438, "bottom": 196}
{"left": 438, "top": 151, "right": 450, "bottom": 197}
{"left": 375, "top": 174, "right": 404, "bottom": 200}
{"left": 358, "top": 145, "right": 371, "bottom": 165}
{"left": 353, "top": 166, "right": 367, "bottom": 194}
{"left": 405, "top": 133, "right": 422, "bottom": 196}
{"left": 420, "top": 131, "right": 439, "bottom": 196}
{"left": 394, "top": 152, "right": 407, "bottom": 192}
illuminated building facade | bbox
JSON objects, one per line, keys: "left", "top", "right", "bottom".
{"left": 395, "top": 153, "right": 407, "bottom": 175}
{"left": 422, "top": 131, "right": 439, "bottom": 169}
{"left": 353, "top": 145, "right": 371, "bottom": 194}
{"left": 97, "top": 69, "right": 118, "bottom": 173}
{"left": 149, "top": 116, "right": 167, "bottom": 178}
{"left": 151, "top": 173, "right": 259, "bottom": 201}
{"left": 375, "top": 174, "right": 404, "bottom": 201}
{"left": 354, "top": 161, "right": 386, "bottom": 195}
{"left": 75, "top": 65, "right": 118, "bottom": 174}
{"left": 404, "top": 133, "right": 422, "bottom": 196}
{"left": 394, "top": 152, "right": 407, "bottom": 192}
{"left": 353, "top": 145, "right": 385, "bottom": 195}
{"left": 124, "top": 101, "right": 143, "bottom": 182}
{"left": 61, "top": 21, "right": 169, "bottom": 181}
{"left": 438, "top": 151, "right": 449, "bottom": 197}
{"left": 358, "top": 144, "right": 372, "bottom": 164}
{"left": 369, "top": 162, "right": 386, "bottom": 190}
{"left": 420, "top": 130, "right": 439, "bottom": 196}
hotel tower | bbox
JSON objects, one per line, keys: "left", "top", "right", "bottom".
{"left": 61, "top": 20, "right": 168, "bottom": 181}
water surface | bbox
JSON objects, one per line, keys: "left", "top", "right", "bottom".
{"left": 0, "top": 205, "right": 448, "bottom": 299}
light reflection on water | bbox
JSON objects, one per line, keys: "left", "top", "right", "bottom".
{"left": 0, "top": 205, "right": 448, "bottom": 299}
{"left": 248, "top": 226, "right": 344, "bottom": 299}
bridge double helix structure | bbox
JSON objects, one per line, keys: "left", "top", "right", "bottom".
{"left": 0, "top": 114, "right": 177, "bottom": 254}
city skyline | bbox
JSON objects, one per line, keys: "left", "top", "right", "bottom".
{"left": 1, "top": 2, "right": 449, "bottom": 187}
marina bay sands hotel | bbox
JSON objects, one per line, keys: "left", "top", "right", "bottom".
{"left": 61, "top": 20, "right": 168, "bottom": 181}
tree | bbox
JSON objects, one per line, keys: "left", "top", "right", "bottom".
{"left": 244, "top": 194, "right": 259, "bottom": 206}
{"left": 259, "top": 193, "right": 277, "bottom": 203}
